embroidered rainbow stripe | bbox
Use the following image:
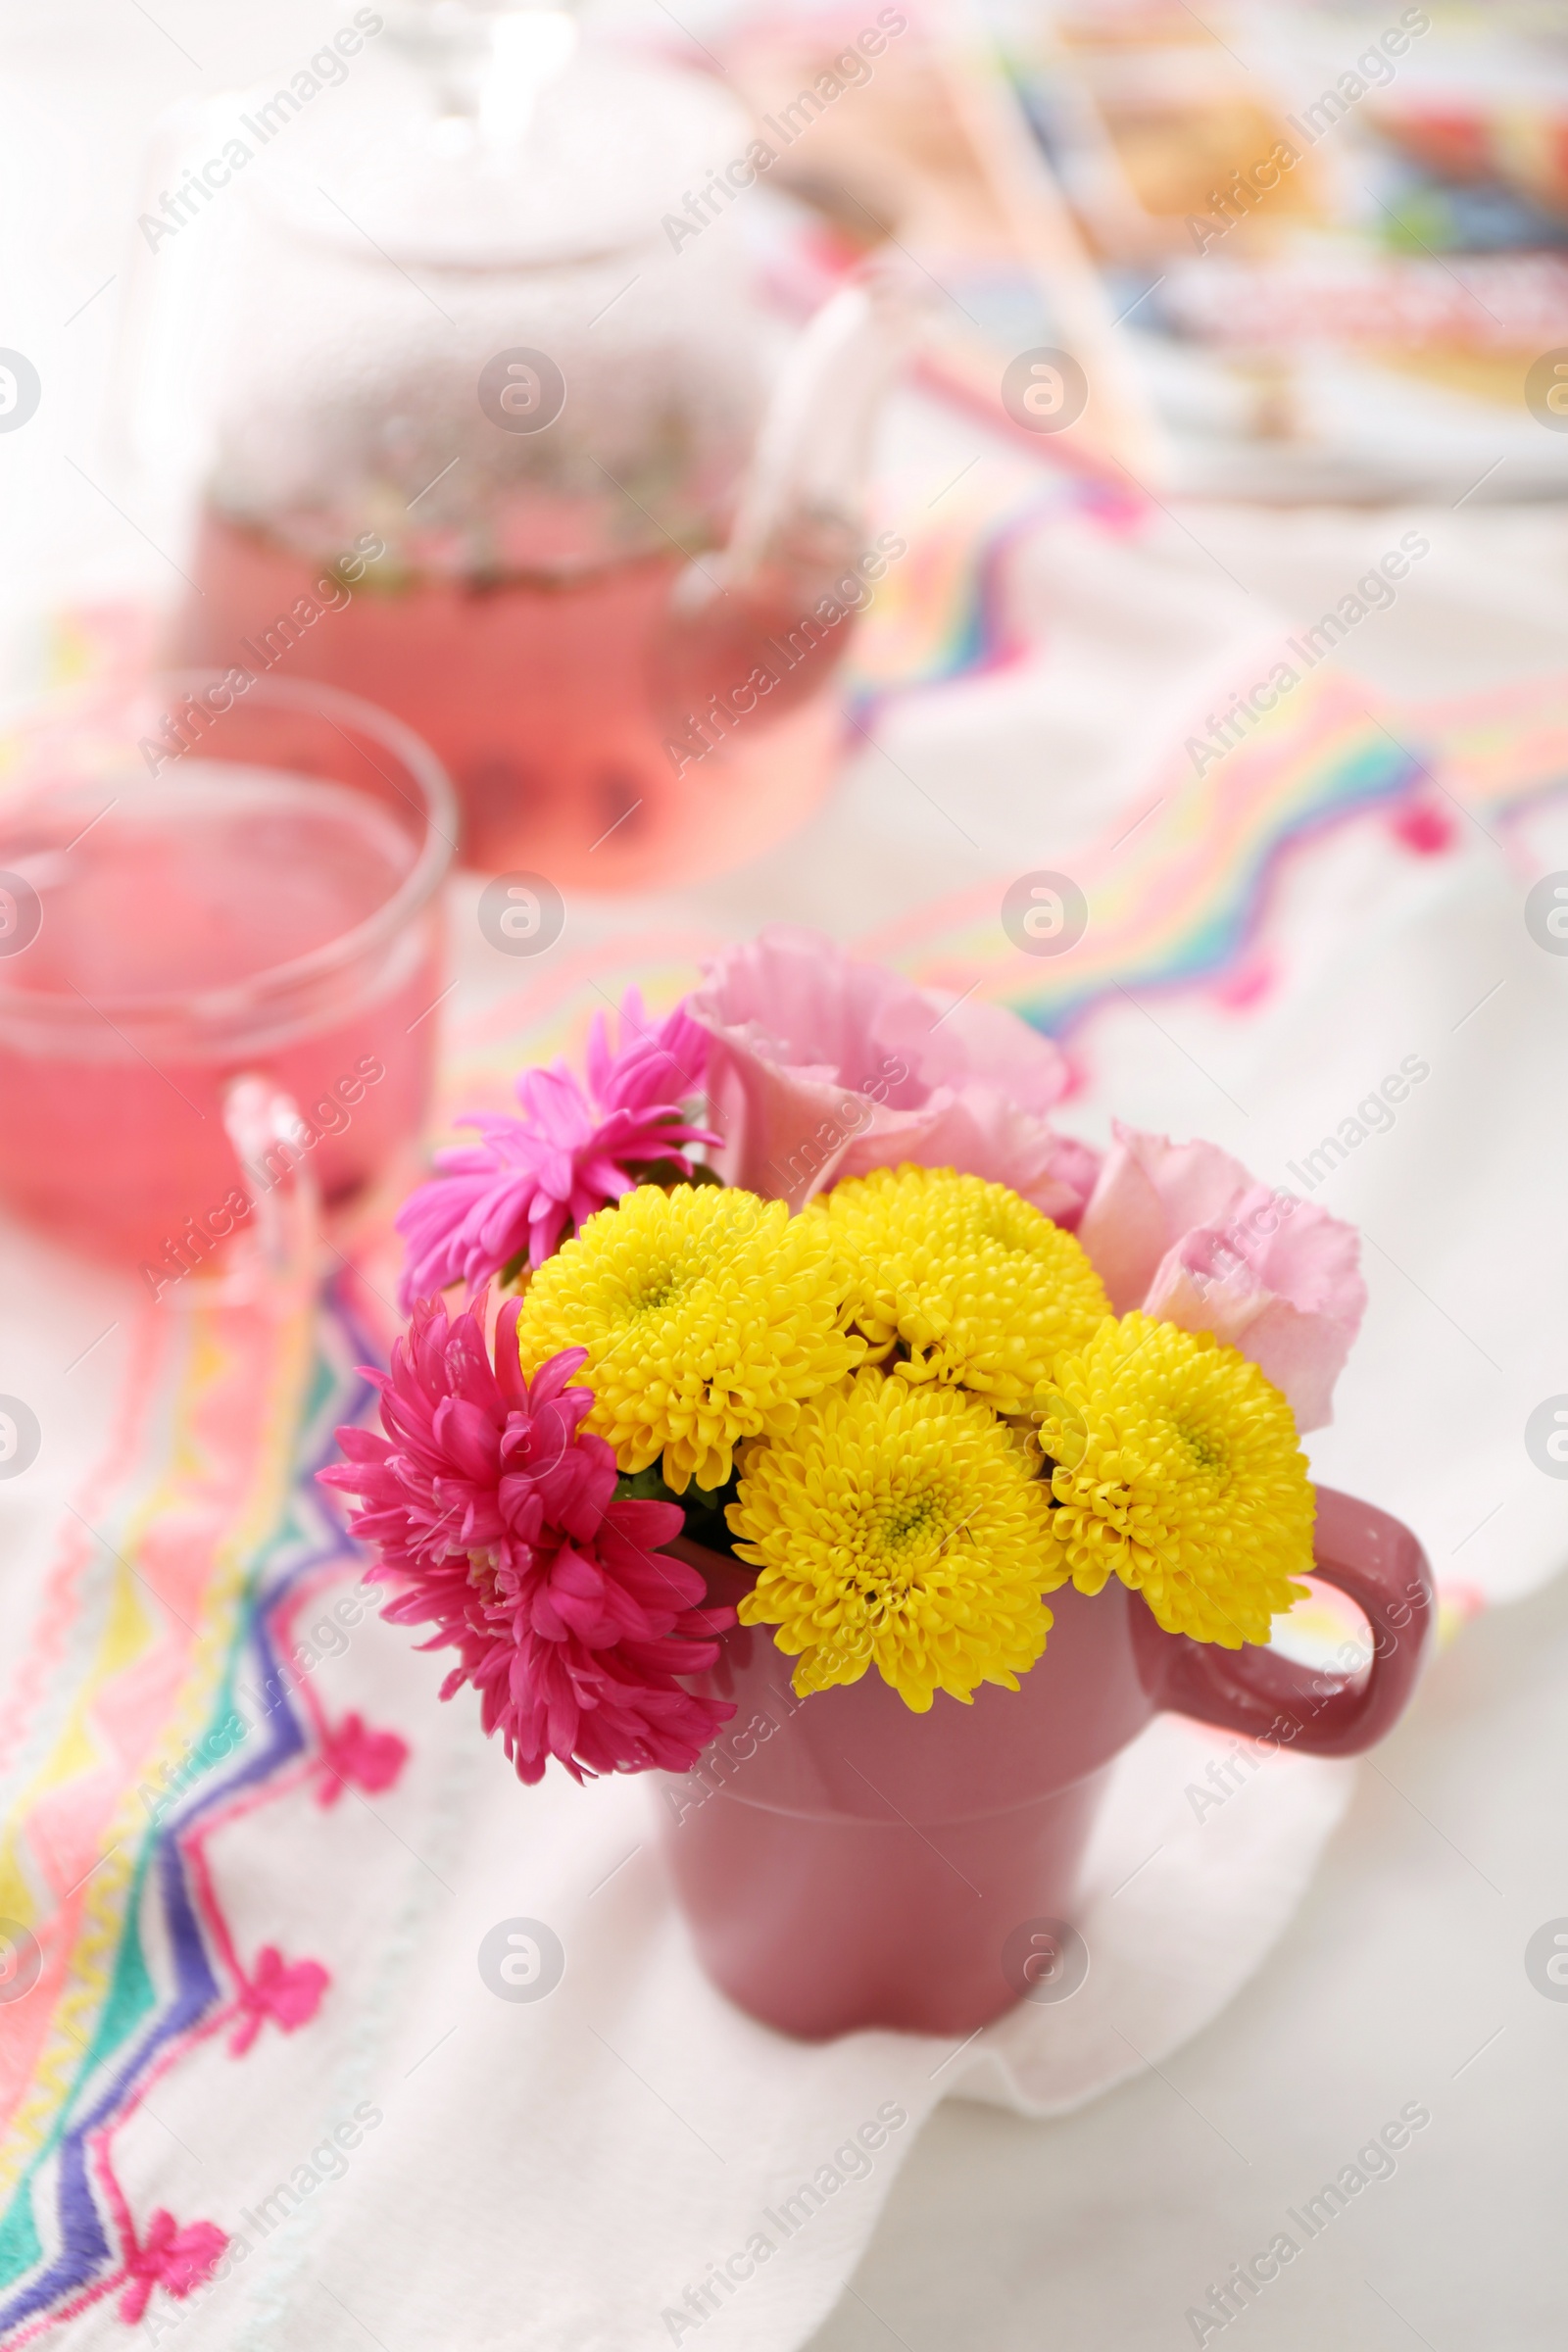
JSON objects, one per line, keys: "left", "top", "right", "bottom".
{"left": 1, "top": 571, "right": 1566, "bottom": 2331}
{"left": 867, "top": 670, "right": 1568, "bottom": 1042}
{"left": 0, "top": 1274, "right": 393, "bottom": 2337}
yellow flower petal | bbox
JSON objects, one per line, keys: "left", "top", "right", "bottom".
{"left": 810, "top": 1164, "right": 1111, "bottom": 1411}
{"left": 1035, "top": 1311, "right": 1314, "bottom": 1646}
{"left": 729, "top": 1367, "right": 1056, "bottom": 1711}
{"left": 514, "top": 1183, "right": 864, "bottom": 1493}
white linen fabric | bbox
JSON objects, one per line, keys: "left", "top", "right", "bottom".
{"left": 15, "top": 476, "right": 1562, "bottom": 2349}
{"left": 40, "top": 1613, "right": 1350, "bottom": 2352}
{"left": 5, "top": 6, "right": 1567, "bottom": 2338}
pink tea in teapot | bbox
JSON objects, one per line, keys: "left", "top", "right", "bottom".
{"left": 173, "top": 512, "right": 862, "bottom": 884}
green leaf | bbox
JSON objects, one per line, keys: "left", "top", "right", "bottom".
{"left": 614, "top": 1460, "right": 742, "bottom": 1556}
{"left": 632, "top": 1156, "right": 724, "bottom": 1192}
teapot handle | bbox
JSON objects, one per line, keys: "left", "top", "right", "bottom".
{"left": 1133, "top": 1486, "right": 1436, "bottom": 1759}
{"left": 721, "top": 258, "right": 929, "bottom": 582}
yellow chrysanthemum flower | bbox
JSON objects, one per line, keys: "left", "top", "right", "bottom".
{"left": 1035, "top": 1311, "right": 1314, "bottom": 1646}
{"left": 513, "top": 1182, "right": 864, "bottom": 1494}
{"left": 810, "top": 1163, "right": 1111, "bottom": 1412}
{"left": 728, "top": 1368, "right": 1057, "bottom": 1711}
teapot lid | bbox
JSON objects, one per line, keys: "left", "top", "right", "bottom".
{"left": 241, "top": 4, "right": 751, "bottom": 269}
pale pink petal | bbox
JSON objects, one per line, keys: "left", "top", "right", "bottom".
{"left": 692, "top": 925, "right": 950, "bottom": 1102}
{"left": 835, "top": 1087, "right": 1095, "bottom": 1224}
{"left": 690, "top": 927, "right": 1086, "bottom": 1212}
{"left": 1149, "top": 1251, "right": 1356, "bottom": 1435}
{"left": 933, "top": 994, "right": 1071, "bottom": 1118}
{"left": 1076, "top": 1125, "right": 1257, "bottom": 1311}
{"left": 1078, "top": 1126, "right": 1366, "bottom": 1429}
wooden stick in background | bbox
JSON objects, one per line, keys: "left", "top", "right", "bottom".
{"left": 923, "top": 0, "right": 1170, "bottom": 481}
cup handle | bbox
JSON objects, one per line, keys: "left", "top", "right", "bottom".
{"left": 1131, "top": 1485, "right": 1436, "bottom": 1759}
{"left": 159, "top": 1074, "right": 318, "bottom": 1310}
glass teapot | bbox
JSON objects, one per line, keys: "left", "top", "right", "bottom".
{"left": 123, "top": 0, "right": 920, "bottom": 885}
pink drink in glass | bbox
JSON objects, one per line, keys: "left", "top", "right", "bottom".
{"left": 170, "top": 511, "right": 848, "bottom": 883}
{"left": 0, "top": 674, "right": 455, "bottom": 1275}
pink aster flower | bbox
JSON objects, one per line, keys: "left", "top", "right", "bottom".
{"left": 395, "top": 988, "right": 720, "bottom": 1308}
{"left": 318, "top": 1297, "right": 734, "bottom": 1783}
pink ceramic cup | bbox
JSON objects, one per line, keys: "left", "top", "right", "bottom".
{"left": 660, "top": 1487, "right": 1435, "bottom": 2041}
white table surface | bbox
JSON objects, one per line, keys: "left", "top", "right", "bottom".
{"left": 802, "top": 1571, "right": 1568, "bottom": 2352}
{"left": 4, "top": 9, "right": 1566, "bottom": 2348}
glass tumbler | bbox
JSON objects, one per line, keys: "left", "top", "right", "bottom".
{"left": 0, "top": 670, "right": 456, "bottom": 1283}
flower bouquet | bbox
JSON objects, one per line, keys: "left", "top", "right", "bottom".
{"left": 323, "top": 929, "right": 1433, "bottom": 2037}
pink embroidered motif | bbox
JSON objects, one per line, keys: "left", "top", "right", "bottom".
{"left": 1213, "top": 953, "right": 1276, "bottom": 1012}
{"left": 315, "top": 1712, "right": 409, "bottom": 1807}
{"left": 1391, "top": 801, "right": 1454, "bottom": 857}
{"left": 118, "top": 2210, "right": 226, "bottom": 2324}
{"left": 229, "top": 1946, "right": 330, "bottom": 2056}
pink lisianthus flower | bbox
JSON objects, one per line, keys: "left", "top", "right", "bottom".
{"left": 1074, "top": 1124, "right": 1367, "bottom": 1432}
{"left": 318, "top": 1297, "right": 735, "bottom": 1782}
{"left": 395, "top": 988, "right": 720, "bottom": 1308}
{"left": 687, "top": 927, "right": 1098, "bottom": 1221}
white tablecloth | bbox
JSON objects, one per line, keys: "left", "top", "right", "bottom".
{"left": 3, "top": 9, "right": 1566, "bottom": 2347}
